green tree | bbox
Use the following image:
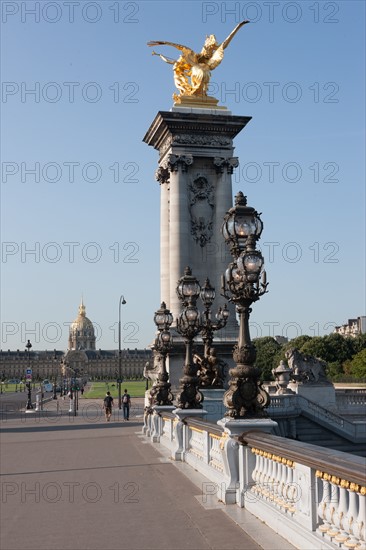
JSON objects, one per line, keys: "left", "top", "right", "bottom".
{"left": 326, "top": 361, "right": 344, "bottom": 381}
{"left": 264, "top": 332, "right": 365, "bottom": 382}
{"left": 253, "top": 337, "right": 282, "bottom": 381}
{"left": 300, "top": 333, "right": 353, "bottom": 364}
{"left": 324, "top": 333, "right": 354, "bottom": 363}
{"left": 348, "top": 349, "right": 366, "bottom": 380}
{"left": 283, "top": 335, "right": 313, "bottom": 353}
{"left": 350, "top": 334, "right": 366, "bottom": 355}
{"left": 300, "top": 336, "right": 328, "bottom": 361}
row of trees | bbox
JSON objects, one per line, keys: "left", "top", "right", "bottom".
{"left": 253, "top": 333, "right": 366, "bottom": 382}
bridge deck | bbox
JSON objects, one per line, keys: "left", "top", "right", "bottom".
{"left": 0, "top": 398, "right": 294, "bottom": 550}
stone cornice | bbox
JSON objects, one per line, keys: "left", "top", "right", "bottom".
{"left": 143, "top": 111, "right": 251, "bottom": 158}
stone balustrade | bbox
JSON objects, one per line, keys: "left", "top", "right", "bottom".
{"left": 266, "top": 393, "right": 366, "bottom": 442}
{"left": 239, "top": 431, "right": 366, "bottom": 550}
{"left": 336, "top": 389, "right": 366, "bottom": 412}
{"left": 146, "top": 410, "right": 366, "bottom": 550}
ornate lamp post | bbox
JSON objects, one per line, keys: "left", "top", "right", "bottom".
{"left": 176, "top": 267, "right": 204, "bottom": 409}
{"left": 200, "top": 279, "right": 230, "bottom": 355}
{"left": 25, "top": 339, "right": 33, "bottom": 410}
{"left": 150, "top": 302, "right": 174, "bottom": 406}
{"left": 221, "top": 192, "right": 270, "bottom": 419}
{"left": 199, "top": 278, "right": 230, "bottom": 387}
{"left": 60, "top": 359, "right": 64, "bottom": 397}
{"left": 118, "top": 295, "right": 127, "bottom": 409}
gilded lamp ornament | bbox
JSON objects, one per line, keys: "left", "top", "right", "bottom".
{"left": 148, "top": 20, "right": 249, "bottom": 102}
{"left": 221, "top": 192, "right": 270, "bottom": 419}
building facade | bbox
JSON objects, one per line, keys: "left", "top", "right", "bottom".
{"left": 0, "top": 301, "right": 152, "bottom": 382}
{"left": 334, "top": 316, "right": 366, "bottom": 338}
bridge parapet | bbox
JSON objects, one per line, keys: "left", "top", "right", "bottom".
{"left": 240, "top": 431, "right": 366, "bottom": 549}
{"left": 147, "top": 412, "right": 366, "bottom": 550}
{"left": 267, "top": 393, "right": 366, "bottom": 442}
{"left": 336, "top": 388, "right": 366, "bottom": 413}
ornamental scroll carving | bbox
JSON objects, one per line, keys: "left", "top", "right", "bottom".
{"left": 173, "top": 134, "right": 231, "bottom": 147}
{"left": 155, "top": 166, "right": 170, "bottom": 184}
{"left": 158, "top": 135, "right": 232, "bottom": 157}
{"left": 167, "top": 154, "right": 193, "bottom": 172}
{"left": 189, "top": 176, "right": 214, "bottom": 248}
{"left": 214, "top": 157, "right": 239, "bottom": 174}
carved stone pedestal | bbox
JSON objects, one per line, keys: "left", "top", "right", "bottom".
{"left": 151, "top": 405, "right": 175, "bottom": 443}
{"left": 201, "top": 388, "right": 226, "bottom": 423}
{"left": 288, "top": 383, "right": 336, "bottom": 408}
{"left": 172, "top": 408, "right": 207, "bottom": 461}
{"left": 217, "top": 417, "right": 278, "bottom": 504}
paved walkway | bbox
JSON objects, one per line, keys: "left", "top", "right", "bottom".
{"left": 1, "top": 400, "right": 294, "bottom": 550}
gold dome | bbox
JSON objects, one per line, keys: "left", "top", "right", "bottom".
{"left": 69, "top": 299, "right": 96, "bottom": 350}
{"left": 70, "top": 300, "right": 94, "bottom": 332}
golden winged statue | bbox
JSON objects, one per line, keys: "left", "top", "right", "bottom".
{"left": 148, "top": 20, "right": 249, "bottom": 102}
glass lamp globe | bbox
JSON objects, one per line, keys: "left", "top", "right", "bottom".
{"left": 200, "top": 278, "right": 216, "bottom": 307}
{"left": 177, "top": 267, "right": 201, "bottom": 303}
{"left": 154, "top": 302, "right": 173, "bottom": 330}
{"left": 222, "top": 192, "right": 263, "bottom": 256}
{"left": 238, "top": 252, "right": 264, "bottom": 282}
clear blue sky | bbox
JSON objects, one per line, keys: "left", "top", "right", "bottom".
{"left": 1, "top": 0, "right": 365, "bottom": 351}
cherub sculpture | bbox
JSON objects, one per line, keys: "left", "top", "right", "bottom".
{"left": 194, "top": 348, "right": 227, "bottom": 388}
{"left": 148, "top": 21, "right": 249, "bottom": 101}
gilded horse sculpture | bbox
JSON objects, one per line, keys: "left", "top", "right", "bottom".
{"left": 148, "top": 20, "right": 249, "bottom": 101}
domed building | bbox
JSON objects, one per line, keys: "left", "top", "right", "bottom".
{"left": 63, "top": 299, "right": 150, "bottom": 381}
{"left": 0, "top": 299, "right": 151, "bottom": 382}
{"left": 68, "top": 299, "right": 96, "bottom": 351}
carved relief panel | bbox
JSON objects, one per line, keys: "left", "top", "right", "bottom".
{"left": 188, "top": 175, "right": 214, "bottom": 247}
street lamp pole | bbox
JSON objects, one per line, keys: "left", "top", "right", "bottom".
{"left": 118, "top": 295, "right": 127, "bottom": 409}
{"left": 53, "top": 350, "right": 58, "bottom": 399}
{"left": 150, "top": 302, "right": 174, "bottom": 406}
{"left": 176, "top": 267, "right": 204, "bottom": 409}
{"left": 221, "top": 191, "right": 270, "bottom": 419}
{"left": 198, "top": 278, "right": 230, "bottom": 388}
{"left": 25, "top": 339, "right": 33, "bottom": 410}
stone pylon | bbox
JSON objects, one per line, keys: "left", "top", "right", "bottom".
{"left": 143, "top": 105, "right": 251, "bottom": 388}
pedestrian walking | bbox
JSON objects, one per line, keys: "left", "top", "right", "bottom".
{"left": 122, "top": 389, "right": 131, "bottom": 421}
{"left": 103, "top": 391, "right": 114, "bottom": 422}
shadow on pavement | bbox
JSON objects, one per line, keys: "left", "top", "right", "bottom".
{"left": 0, "top": 419, "right": 143, "bottom": 434}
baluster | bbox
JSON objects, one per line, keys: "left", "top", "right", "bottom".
{"left": 251, "top": 449, "right": 261, "bottom": 496}
{"left": 334, "top": 480, "right": 350, "bottom": 543}
{"left": 352, "top": 488, "right": 365, "bottom": 550}
{"left": 272, "top": 456, "right": 281, "bottom": 505}
{"left": 258, "top": 451, "right": 270, "bottom": 498}
{"left": 343, "top": 484, "right": 360, "bottom": 549}
{"left": 277, "top": 458, "right": 287, "bottom": 508}
{"left": 287, "top": 465, "right": 299, "bottom": 515}
{"left": 283, "top": 460, "right": 294, "bottom": 512}
{"left": 265, "top": 453, "right": 276, "bottom": 500}
{"left": 326, "top": 476, "right": 340, "bottom": 539}
{"left": 317, "top": 473, "right": 332, "bottom": 534}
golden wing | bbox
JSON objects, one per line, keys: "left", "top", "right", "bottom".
{"left": 206, "top": 45, "right": 224, "bottom": 70}
{"left": 147, "top": 41, "right": 195, "bottom": 57}
{"left": 221, "top": 20, "right": 249, "bottom": 49}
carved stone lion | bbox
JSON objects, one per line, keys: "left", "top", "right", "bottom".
{"left": 285, "top": 348, "right": 329, "bottom": 384}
